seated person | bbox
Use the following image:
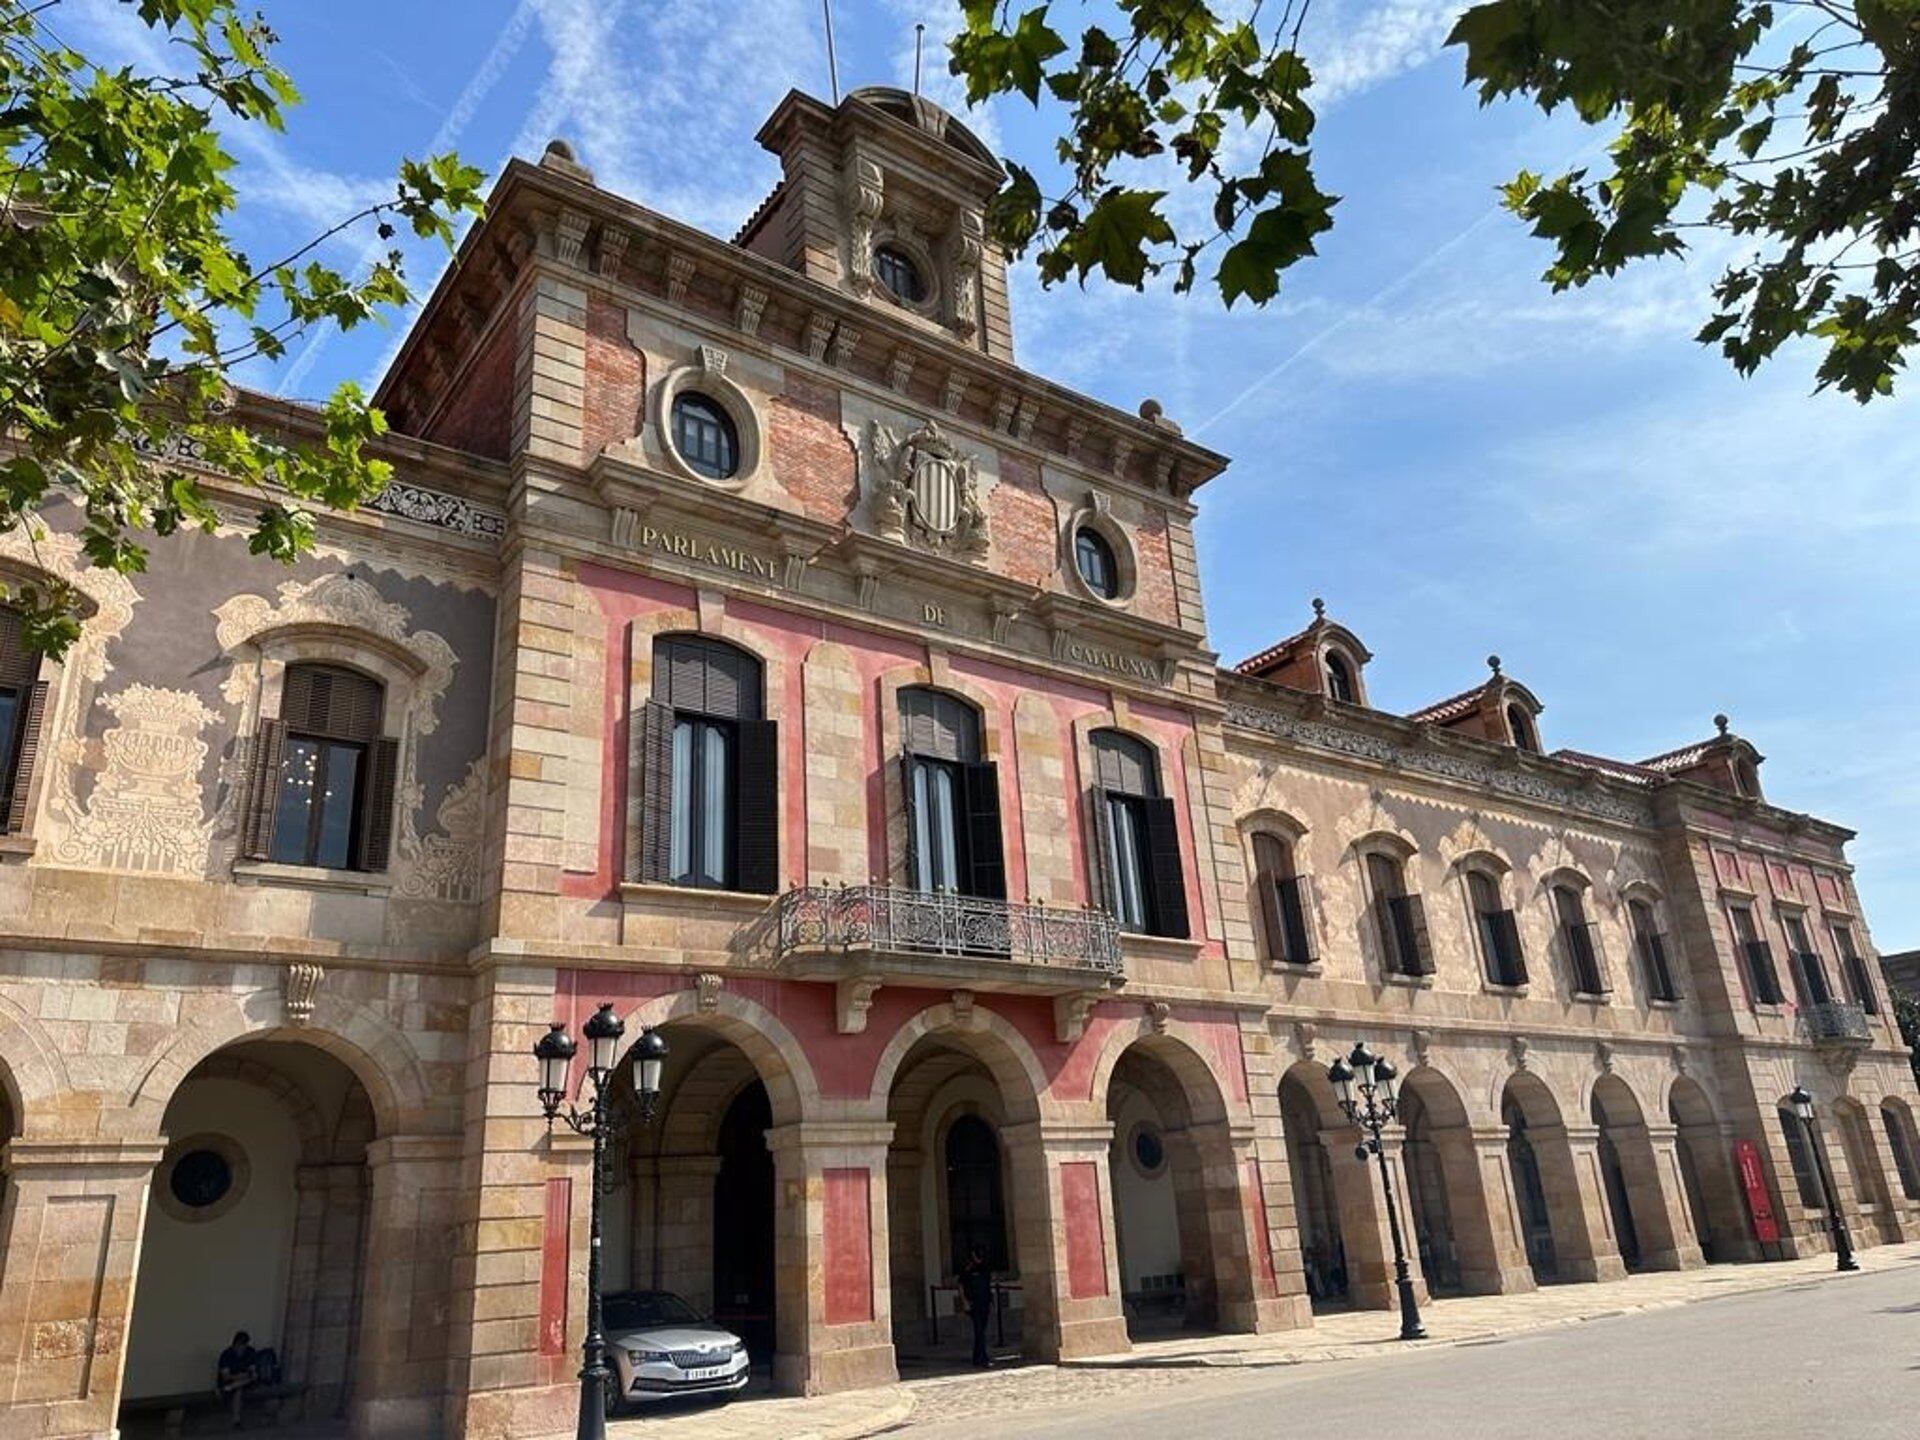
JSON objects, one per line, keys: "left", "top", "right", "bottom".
{"left": 215, "top": 1331, "right": 257, "bottom": 1427}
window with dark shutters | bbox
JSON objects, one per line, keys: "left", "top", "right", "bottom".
{"left": 1252, "top": 833, "right": 1316, "bottom": 965}
{"left": 1368, "top": 851, "right": 1431, "bottom": 976}
{"left": 899, "top": 687, "right": 995, "bottom": 898}
{"left": 246, "top": 663, "right": 391, "bottom": 871}
{"left": 633, "top": 636, "right": 773, "bottom": 892}
{"left": 1468, "top": 870, "right": 1525, "bottom": 986}
{"left": 0, "top": 608, "right": 48, "bottom": 834}
{"left": 962, "top": 761, "right": 1006, "bottom": 900}
{"left": 1090, "top": 729, "right": 1187, "bottom": 939}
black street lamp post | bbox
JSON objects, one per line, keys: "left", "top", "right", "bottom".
{"left": 1328, "top": 1041, "right": 1427, "bottom": 1340}
{"left": 1788, "top": 1085, "right": 1858, "bottom": 1273}
{"left": 535, "top": 1005, "right": 670, "bottom": 1440}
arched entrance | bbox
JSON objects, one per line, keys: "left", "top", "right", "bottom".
{"left": 1833, "top": 1099, "right": 1897, "bottom": 1244}
{"left": 1667, "top": 1078, "right": 1748, "bottom": 1263}
{"left": 883, "top": 1031, "right": 1032, "bottom": 1369}
{"left": 121, "top": 1040, "right": 378, "bottom": 1429}
{"left": 1399, "top": 1085, "right": 1462, "bottom": 1296}
{"left": 1103, "top": 1038, "right": 1251, "bottom": 1339}
{"left": 1588, "top": 1076, "right": 1688, "bottom": 1271}
{"left": 1501, "top": 1076, "right": 1576, "bottom": 1284}
{"left": 612, "top": 1024, "right": 780, "bottom": 1366}
{"left": 1277, "top": 1069, "right": 1347, "bottom": 1306}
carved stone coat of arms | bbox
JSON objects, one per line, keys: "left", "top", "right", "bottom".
{"left": 866, "top": 419, "right": 990, "bottom": 559}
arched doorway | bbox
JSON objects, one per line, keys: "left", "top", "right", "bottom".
{"left": 1399, "top": 1086, "right": 1462, "bottom": 1296}
{"left": 1833, "top": 1099, "right": 1897, "bottom": 1244}
{"left": 1501, "top": 1079, "right": 1565, "bottom": 1284}
{"left": 1103, "top": 1038, "right": 1251, "bottom": 1339}
{"left": 883, "top": 1031, "right": 1031, "bottom": 1369}
{"left": 1589, "top": 1076, "right": 1686, "bottom": 1272}
{"left": 1667, "top": 1078, "right": 1747, "bottom": 1263}
{"left": 1277, "top": 1071, "right": 1347, "bottom": 1306}
{"left": 121, "top": 1040, "right": 377, "bottom": 1428}
{"left": 614, "top": 1025, "right": 780, "bottom": 1365}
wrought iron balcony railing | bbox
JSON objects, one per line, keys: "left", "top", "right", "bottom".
{"left": 771, "top": 884, "right": 1124, "bottom": 979}
{"left": 1802, "top": 1000, "right": 1871, "bottom": 1045}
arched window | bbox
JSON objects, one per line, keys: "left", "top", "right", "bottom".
{"left": 1366, "top": 849, "right": 1433, "bottom": 977}
{"left": 1468, "top": 869, "right": 1525, "bottom": 987}
{"left": 874, "top": 245, "right": 927, "bottom": 304}
{"left": 1323, "top": 650, "right": 1357, "bottom": 705}
{"left": 1090, "top": 729, "right": 1188, "bottom": 939}
{"left": 1074, "top": 526, "right": 1120, "bottom": 599}
{"left": 945, "top": 1114, "right": 1008, "bottom": 1273}
{"left": 900, "top": 687, "right": 1001, "bottom": 898}
{"left": 1553, "top": 883, "right": 1607, "bottom": 996}
{"left": 1628, "top": 897, "right": 1680, "bottom": 1001}
{"left": 0, "top": 607, "right": 49, "bottom": 833}
{"left": 1881, "top": 1103, "right": 1920, "bottom": 1202}
{"left": 670, "top": 391, "right": 740, "bottom": 480}
{"left": 1507, "top": 703, "right": 1540, "bottom": 753}
{"left": 1777, "top": 1104, "right": 1825, "bottom": 1208}
{"left": 1252, "top": 832, "right": 1316, "bottom": 966}
{"left": 258, "top": 663, "right": 393, "bottom": 871}
{"left": 630, "top": 636, "right": 776, "bottom": 892}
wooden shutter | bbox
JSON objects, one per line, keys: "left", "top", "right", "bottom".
{"left": 2, "top": 679, "right": 48, "bottom": 833}
{"left": 1088, "top": 786, "right": 1116, "bottom": 914}
{"left": 734, "top": 719, "right": 780, "bottom": 894}
{"left": 899, "top": 753, "right": 920, "bottom": 888}
{"left": 356, "top": 736, "right": 399, "bottom": 872}
{"left": 1141, "top": 795, "right": 1189, "bottom": 940}
{"left": 1491, "top": 908, "right": 1526, "bottom": 985}
{"left": 1280, "top": 874, "right": 1319, "bottom": 965}
{"left": 239, "top": 718, "right": 287, "bottom": 860}
{"left": 1399, "top": 893, "right": 1435, "bottom": 974}
{"left": 962, "top": 760, "right": 1006, "bottom": 900}
{"left": 283, "top": 664, "right": 381, "bottom": 740}
{"left": 1256, "top": 872, "right": 1285, "bottom": 964}
{"left": 626, "top": 700, "right": 673, "bottom": 883}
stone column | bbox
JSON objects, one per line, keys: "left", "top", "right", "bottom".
{"left": 0, "top": 1136, "right": 164, "bottom": 1440}
{"left": 763, "top": 1120, "right": 896, "bottom": 1396}
{"left": 282, "top": 1160, "right": 367, "bottom": 1421}
{"left": 643, "top": 1156, "right": 724, "bottom": 1311}
{"left": 1001, "top": 1119, "right": 1128, "bottom": 1361}
{"left": 1198, "top": 1118, "right": 1299, "bottom": 1333}
{"left": 885, "top": 1146, "right": 928, "bottom": 1347}
{"left": 1555, "top": 1123, "right": 1629, "bottom": 1283}
{"left": 1634, "top": 1123, "right": 1705, "bottom": 1271}
{"left": 1466, "top": 1125, "right": 1538, "bottom": 1294}
{"left": 351, "top": 1135, "right": 462, "bottom": 1440}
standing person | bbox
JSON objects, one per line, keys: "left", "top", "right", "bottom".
{"left": 958, "top": 1243, "right": 995, "bottom": 1368}
{"left": 215, "top": 1330, "right": 257, "bottom": 1427}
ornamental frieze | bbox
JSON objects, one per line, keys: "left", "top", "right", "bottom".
{"left": 1224, "top": 701, "right": 1651, "bottom": 826}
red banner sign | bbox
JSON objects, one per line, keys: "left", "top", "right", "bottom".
{"left": 1734, "top": 1138, "right": 1780, "bottom": 1243}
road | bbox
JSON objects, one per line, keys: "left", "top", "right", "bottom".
{"left": 902, "top": 1265, "right": 1920, "bottom": 1439}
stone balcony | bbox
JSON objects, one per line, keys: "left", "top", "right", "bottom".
{"left": 1801, "top": 1000, "right": 1872, "bottom": 1046}
{"left": 765, "top": 884, "right": 1127, "bottom": 1002}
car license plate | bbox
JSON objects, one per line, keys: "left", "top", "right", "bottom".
{"left": 688, "top": 1365, "right": 729, "bottom": 1381}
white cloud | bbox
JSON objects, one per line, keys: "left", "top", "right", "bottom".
{"left": 1313, "top": 1, "right": 1468, "bottom": 105}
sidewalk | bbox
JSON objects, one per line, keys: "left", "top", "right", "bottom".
{"left": 605, "top": 1383, "right": 915, "bottom": 1440}
{"left": 1089, "top": 1238, "right": 1920, "bottom": 1369}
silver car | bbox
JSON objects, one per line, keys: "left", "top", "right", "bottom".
{"left": 603, "top": 1291, "right": 751, "bottom": 1412}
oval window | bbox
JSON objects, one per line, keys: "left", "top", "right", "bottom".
{"left": 873, "top": 245, "right": 926, "bottom": 304}
{"left": 670, "top": 392, "right": 740, "bottom": 481}
{"left": 1131, "top": 1123, "right": 1166, "bottom": 1176}
{"left": 170, "top": 1148, "right": 234, "bottom": 1209}
{"left": 1075, "top": 526, "right": 1120, "bottom": 599}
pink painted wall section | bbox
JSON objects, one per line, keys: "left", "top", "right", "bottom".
{"left": 539, "top": 1177, "right": 572, "bottom": 1356}
{"left": 1061, "top": 1162, "right": 1109, "bottom": 1299}
{"left": 822, "top": 1168, "right": 875, "bottom": 1324}
{"left": 1242, "top": 1159, "right": 1276, "bottom": 1294}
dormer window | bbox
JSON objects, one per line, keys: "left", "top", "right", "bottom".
{"left": 1507, "top": 703, "right": 1540, "bottom": 753}
{"left": 1734, "top": 756, "right": 1760, "bottom": 798}
{"left": 670, "top": 392, "right": 740, "bottom": 481}
{"left": 1324, "top": 650, "right": 1357, "bottom": 704}
{"left": 873, "top": 245, "right": 926, "bottom": 304}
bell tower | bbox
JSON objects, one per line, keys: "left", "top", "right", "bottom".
{"left": 737, "top": 87, "right": 1016, "bottom": 361}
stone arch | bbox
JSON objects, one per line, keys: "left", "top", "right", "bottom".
{"left": 1589, "top": 1073, "right": 1688, "bottom": 1271}
{"left": 0, "top": 993, "right": 65, "bottom": 1135}
{"left": 1500, "top": 1070, "right": 1608, "bottom": 1283}
{"left": 1276, "top": 1060, "right": 1367, "bottom": 1306}
{"left": 1399, "top": 1064, "right": 1509, "bottom": 1295}
{"left": 607, "top": 988, "right": 818, "bottom": 1128}
{"left": 1086, "top": 1015, "right": 1241, "bottom": 1129}
{"left": 868, "top": 1000, "right": 1050, "bottom": 1124}
{"left": 127, "top": 986, "right": 439, "bottom": 1140}
{"left": 1665, "top": 1074, "right": 1750, "bottom": 1262}
{"left": 1878, "top": 1096, "right": 1920, "bottom": 1204}
{"left": 1830, "top": 1094, "right": 1897, "bottom": 1241}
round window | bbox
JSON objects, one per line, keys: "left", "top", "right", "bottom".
{"left": 670, "top": 392, "right": 740, "bottom": 481}
{"left": 873, "top": 245, "right": 927, "bottom": 304}
{"left": 1131, "top": 1122, "right": 1166, "bottom": 1176}
{"left": 170, "top": 1148, "right": 234, "bottom": 1209}
{"left": 1075, "top": 526, "right": 1120, "bottom": 600}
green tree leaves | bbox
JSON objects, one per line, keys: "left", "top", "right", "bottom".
{"left": 949, "top": 0, "right": 1920, "bottom": 398}
{"left": 0, "top": 1, "right": 483, "bottom": 657}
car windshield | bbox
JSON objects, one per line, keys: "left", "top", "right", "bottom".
{"left": 603, "top": 1292, "right": 702, "bottom": 1330}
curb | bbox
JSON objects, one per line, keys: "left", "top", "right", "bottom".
{"left": 789, "top": 1389, "right": 917, "bottom": 1440}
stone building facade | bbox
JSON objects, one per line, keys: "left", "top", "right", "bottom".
{"left": 1, "top": 87, "right": 1917, "bottom": 1440}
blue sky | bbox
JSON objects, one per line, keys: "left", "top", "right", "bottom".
{"left": 62, "top": 1, "right": 1920, "bottom": 944}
